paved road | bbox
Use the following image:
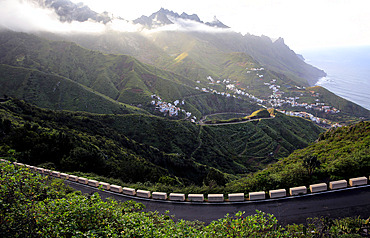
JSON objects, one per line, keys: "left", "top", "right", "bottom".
{"left": 65, "top": 181, "right": 370, "bottom": 225}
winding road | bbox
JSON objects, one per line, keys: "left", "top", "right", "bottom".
{"left": 65, "top": 180, "right": 370, "bottom": 225}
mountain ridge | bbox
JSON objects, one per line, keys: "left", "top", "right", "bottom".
{"left": 23, "top": 0, "right": 326, "bottom": 88}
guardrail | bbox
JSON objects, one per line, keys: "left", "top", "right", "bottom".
{"left": 3, "top": 159, "right": 369, "bottom": 203}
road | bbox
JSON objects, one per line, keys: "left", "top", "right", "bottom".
{"left": 199, "top": 114, "right": 275, "bottom": 126}
{"left": 65, "top": 181, "right": 370, "bottom": 225}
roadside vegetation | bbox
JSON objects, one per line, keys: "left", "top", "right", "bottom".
{"left": 1, "top": 162, "right": 368, "bottom": 237}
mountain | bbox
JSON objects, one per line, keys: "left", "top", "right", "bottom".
{"left": 28, "top": 1, "right": 324, "bottom": 88}
{"left": 205, "top": 16, "right": 230, "bottom": 28}
{"left": 38, "top": 0, "right": 111, "bottom": 23}
{"left": 133, "top": 8, "right": 229, "bottom": 29}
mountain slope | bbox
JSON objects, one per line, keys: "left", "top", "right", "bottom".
{"left": 0, "top": 99, "right": 324, "bottom": 183}
{"left": 0, "top": 30, "right": 267, "bottom": 118}
{"left": 0, "top": 64, "right": 147, "bottom": 114}
{"left": 226, "top": 121, "right": 370, "bottom": 193}
{"left": 30, "top": 3, "right": 326, "bottom": 90}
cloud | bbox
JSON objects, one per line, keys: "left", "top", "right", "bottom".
{"left": 0, "top": 0, "right": 141, "bottom": 34}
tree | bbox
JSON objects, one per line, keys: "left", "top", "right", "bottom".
{"left": 303, "top": 155, "right": 321, "bottom": 178}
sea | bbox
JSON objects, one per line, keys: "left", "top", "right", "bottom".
{"left": 301, "top": 46, "right": 370, "bottom": 110}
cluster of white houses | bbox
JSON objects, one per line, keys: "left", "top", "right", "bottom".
{"left": 196, "top": 76, "right": 265, "bottom": 104}
{"left": 151, "top": 95, "right": 195, "bottom": 121}
{"left": 3, "top": 159, "right": 368, "bottom": 203}
{"left": 276, "top": 109, "right": 342, "bottom": 127}
{"left": 266, "top": 81, "right": 340, "bottom": 114}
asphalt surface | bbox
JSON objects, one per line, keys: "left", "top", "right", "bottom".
{"left": 65, "top": 181, "right": 370, "bottom": 225}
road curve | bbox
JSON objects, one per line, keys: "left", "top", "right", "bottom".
{"left": 65, "top": 181, "right": 370, "bottom": 225}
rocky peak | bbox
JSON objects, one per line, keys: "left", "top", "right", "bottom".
{"left": 179, "top": 12, "right": 202, "bottom": 23}
{"left": 205, "top": 16, "right": 230, "bottom": 28}
{"left": 134, "top": 8, "right": 229, "bottom": 29}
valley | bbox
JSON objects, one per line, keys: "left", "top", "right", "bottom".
{"left": 0, "top": 24, "right": 368, "bottom": 191}
{"left": 0, "top": 0, "right": 369, "bottom": 235}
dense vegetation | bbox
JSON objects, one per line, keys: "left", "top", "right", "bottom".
{"left": 0, "top": 98, "right": 323, "bottom": 188}
{"left": 226, "top": 121, "right": 370, "bottom": 194}
{"left": 1, "top": 161, "right": 368, "bottom": 237}
{"left": 56, "top": 119, "right": 369, "bottom": 196}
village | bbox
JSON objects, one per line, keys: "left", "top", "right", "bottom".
{"left": 276, "top": 109, "right": 342, "bottom": 128}
{"left": 151, "top": 95, "right": 197, "bottom": 122}
{"left": 151, "top": 70, "right": 343, "bottom": 127}
{"left": 264, "top": 80, "right": 341, "bottom": 114}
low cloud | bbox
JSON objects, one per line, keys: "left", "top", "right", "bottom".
{"left": 0, "top": 0, "right": 233, "bottom": 36}
{"left": 0, "top": 0, "right": 140, "bottom": 34}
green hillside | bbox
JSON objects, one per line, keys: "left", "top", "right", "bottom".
{"left": 0, "top": 99, "right": 323, "bottom": 186}
{"left": 226, "top": 121, "right": 370, "bottom": 193}
{"left": 0, "top": 31, "right": 198, "bottom": 105}
{"left": 0, "top": 31, "right": 264, "bottom": 118}
{"left": 0, "top": 64, "right": 147, "bottom": 115}
{"left": 307, "top": 86, "right": 370, "bottom": 120}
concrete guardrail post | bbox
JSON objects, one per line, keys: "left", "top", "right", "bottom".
{"left": 77, "top": 177, "right": 88, "bottom": 184}
{"left": 137, "top": 190, "right": 151, "bottom": 198}
{"left": 309, "top": 183, "right": 327, "bottom": 193}
{"left": 88, "top": 179, "right": 100, "bottom": 187}
{"left": 122, "top": 187, "right": 136, "bottom": 196}
{"left": 349, "top": 177, "right": 367, "bottom": 187}
{"left": 269, "top": 189, "right": 286, "bottom": 198}
{"left": 249, "top": 191, "right": 265, "bottom": 200}
{"left": 110, "top": 185, "right": 123, "bottom": 193}
{"left": 60, "top": 173, "right": 69, "bottom": 180}
{"left": 152, "top": 192, "right": 167, "bottom": 200}
{"left": 169, "top": 193, "right": 186, "bottom": 201}
{"left": 68, "top": 175, "right": 78, "bottom": 182}
{"left": 207, "top": 194, "right": 224, "bottom": 202}
{"left": 188, "top": 194, "right": 204, "bottom": 202}
{"left": 99, "top": 182, "right": 110, "bottom": 190}
{"left": 51, "top": 171, "right": 60, "bottom": 178}
{"left": 290, "top": 186, "right": 307, "bottom": 196}
{"left": 228, "top": 193, "right": 245, "bottom": 202}
{"left": 329, "top": 180, "right": 347, "bottom": 190}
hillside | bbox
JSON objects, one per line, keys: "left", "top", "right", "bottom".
{"left": 0, "top": 64, "right": 147, "bottom": 115}
{"left": 0, "top": 30, "right": 263, "bottom": 118}
{"left": 0, "top": 31, "right": 198, "bottom": 103}
{"left": 226, "top": 121, "right": 370, "bottom": 193}
{"left": 0, "top": 99, "right": 324, "bottom": 186}
{"left": 1, "top": 31, "right": 368, "bottom": 125}
{"left": 307, "top": 86, "right": 370, "bottom": 121}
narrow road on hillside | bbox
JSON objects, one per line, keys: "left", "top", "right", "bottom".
{"left": 65, "top": 181, "right": 370, "bottom": 225}
{"left": 199, "top": 115, "right": 275, "bottom": 126}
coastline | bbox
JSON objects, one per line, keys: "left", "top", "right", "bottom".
{"left": 302, "top": 46, "right": 370, "bottom": 111}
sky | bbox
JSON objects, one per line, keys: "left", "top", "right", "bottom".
{"left": 70, "top": 0, "right": 370, "bottom": 51}
{"left": 1, "top": 0, "right": 370, "bottom": 51}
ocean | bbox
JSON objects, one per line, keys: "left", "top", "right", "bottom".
{"left": 301, "top": 46, "right": 370, "bottom": 110}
